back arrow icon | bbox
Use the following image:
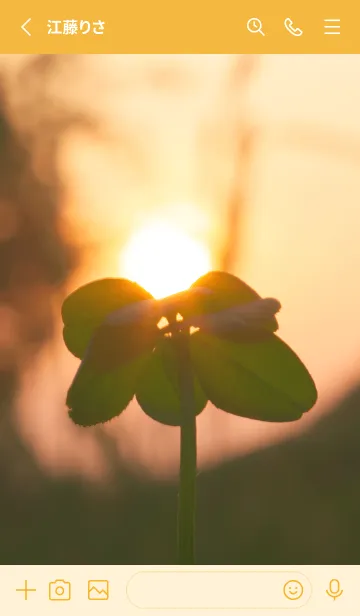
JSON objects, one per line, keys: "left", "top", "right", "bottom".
{"left": 21, "top": 18, "right": 31, "bottom": 36}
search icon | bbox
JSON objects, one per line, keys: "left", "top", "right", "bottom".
{"left": 247, "top": 18, "right": 265, "bottom": 36}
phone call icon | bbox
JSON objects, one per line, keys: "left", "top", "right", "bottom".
{"left": 284, "top": 18, "right": 303, "bottom": 37}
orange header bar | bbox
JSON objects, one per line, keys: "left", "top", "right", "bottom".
{"left": 0, "top": 0, "right": 358, "bottom": 53}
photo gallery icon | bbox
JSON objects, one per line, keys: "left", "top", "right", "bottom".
{"left": 88, "top": 580, "right": 109, "bottom": 600}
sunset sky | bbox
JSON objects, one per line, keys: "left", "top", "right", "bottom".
{"left": 4, "top": 53, "right": 360, "bottom": 478}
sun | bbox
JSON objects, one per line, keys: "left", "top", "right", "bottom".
{"left": 119, "top": 221, "right": 212, "bottom": 298}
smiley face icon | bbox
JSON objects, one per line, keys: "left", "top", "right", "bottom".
{"left": 283, "top": 580, "right": 304, "bottom": 600}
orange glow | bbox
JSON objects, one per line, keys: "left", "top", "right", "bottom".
{"left": 119, "top": 220, "right": 212, "bottom": 298}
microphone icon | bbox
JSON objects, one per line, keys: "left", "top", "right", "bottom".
{"left": 326, "top": 579, "right": 343, "bottom": 600}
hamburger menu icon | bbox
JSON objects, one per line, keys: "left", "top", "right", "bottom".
{"left": 88, "top": 580, "right": 109, "bottom": 600}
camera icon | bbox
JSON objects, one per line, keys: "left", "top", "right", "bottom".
{"left": 49, "top": 579, "right": 71, "bottom": 601}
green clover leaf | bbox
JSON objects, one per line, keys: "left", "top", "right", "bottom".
{"left": 136, "top": 337, "right": 207, "bottom": 426}
{"left": 183, "top": 270, "right": 279, "bottom": 335}
{"left": 62, "top": 278, "right": 155, "bottom": 359}
{"left": 190, "top": 332, "right": 317, "bottom": 422}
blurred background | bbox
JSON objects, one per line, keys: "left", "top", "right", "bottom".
{"left": 0, "top": 53, "right": 359, "bottom": 564}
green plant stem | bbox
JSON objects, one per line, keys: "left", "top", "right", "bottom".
{"left": 176, "top": 329, "right": 197, "bottom": 565}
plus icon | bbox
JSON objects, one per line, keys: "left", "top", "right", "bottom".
{"left": 16, "top": 580, "right": 36, "bottom": 600}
